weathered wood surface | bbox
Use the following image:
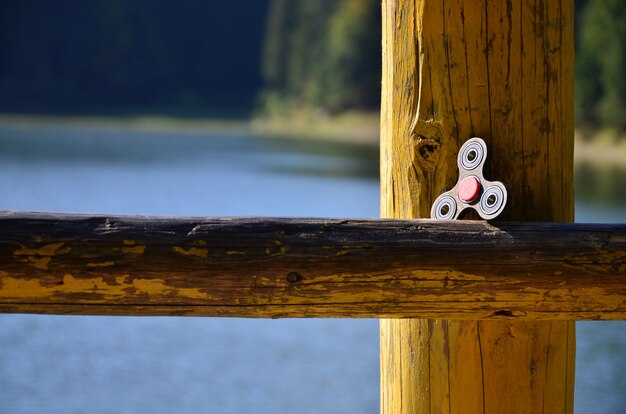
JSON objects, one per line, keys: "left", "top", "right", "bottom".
{"left": 0, "top": 212, "right": 624, "bottom": 319}
{"left": 380, "top": 0, "right": 576, "bottom": 412}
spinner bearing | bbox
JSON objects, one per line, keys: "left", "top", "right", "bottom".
{"left": 430, "top": 137, "right": 508, "bottom": 220}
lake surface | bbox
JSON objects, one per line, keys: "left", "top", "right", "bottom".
{"left": 0, "top": 123, "right": 624, "bottom": 413}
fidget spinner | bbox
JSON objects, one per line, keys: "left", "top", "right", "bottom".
{"left": 430, "top": 137, "right": 508, "bottom": 220}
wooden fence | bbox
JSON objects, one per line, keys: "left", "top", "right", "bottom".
{"left": 0, "top": 212, "right": 624, "bottom": 320}
{"left": 1, "top": 0, "right": 623, "bottom": 412}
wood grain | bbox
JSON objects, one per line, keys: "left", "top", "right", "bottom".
{"left": 0, "top": 212, "right": 623, "bottom": 319}
{"left": 380, "top": 0, "right": 576, "bottom": 412}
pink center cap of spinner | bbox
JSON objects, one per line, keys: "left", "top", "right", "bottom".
{"left": 458, "top": 176, "right": 481, "bottom": 203}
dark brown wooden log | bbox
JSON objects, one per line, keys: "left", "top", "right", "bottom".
{"left": 0, "top": 211, "right": 624, "bottom": 319}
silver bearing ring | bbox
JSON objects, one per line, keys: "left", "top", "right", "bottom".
{"left": 459, "top": 141, "right": 484, "bottom": 170}
{"left": 479, "top": 186, "right": 505, "bottom": 216}
{"left": 432, "top": 196, "right": 457, "bottom": 220}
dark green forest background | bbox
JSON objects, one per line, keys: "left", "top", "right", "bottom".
{"left": 0, "top": 0, "right": 623, "bottom": 132}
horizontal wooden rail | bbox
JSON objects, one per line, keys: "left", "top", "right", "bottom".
{"left": 0, "top": 212, "right": 624, "bottom": 319}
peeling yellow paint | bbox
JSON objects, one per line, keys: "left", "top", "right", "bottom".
{"left": 123, "top": 240, "right": 136, "bottom": 245}
{"left": 546, "top": 288, "right": 570, "bottom": 298}
{"left": 14, "top": 242, "right": 70, "bottom": 257}
{"left": 407, "top": 269, "right": 487, "bottom": 282}
{"left": 61, "top": 273, "right": 102, "bottom": 292}
{"left": 173, "top": 246, "right": 208, "bottom": 258}
{"left": 0, "top": 273, "right": 212, "bottom": 301}
{"left": 131, "top": 278, "right": 209, "bottom": 299}
{"left": 196, "top": 240, "right": 207, "bottom": 246}
{"left": 12, "top": 242, "right": 72, "bottom": 270}
{"left": 579, "top": 287, "right": 624, "bottom": 309}
{"left": 274, "top": 240, "right": 282, "bottom": 245}
{"left": 122, "top": 245, "right": 145, "bottom": 254}
{"left": 271, "top": 246, "right": 287, "bottom": 256}
{"left": 89, "top": 274, "right": 210, "bottom": 300}
{"left": 0, "top": 277, "right": 46, "bottom": 298}
{"left": 226, "top": 250, "right": 245, "bottom": 255}
{"left": 27, "top": 256, "right": 51, "bottom": 270}
{"left": 87, "top": 261, "right": 115, "bottom": 267}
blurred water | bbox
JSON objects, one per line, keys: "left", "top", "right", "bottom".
{"left": 0, "top": 124, "right": 623, "bottom": 413}
{"left": 570, "top": 203, "right": 626, "bottom": 414}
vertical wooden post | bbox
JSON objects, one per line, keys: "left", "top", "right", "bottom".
{"left": 380, "top": 0, "right": 575, "bottom": 413}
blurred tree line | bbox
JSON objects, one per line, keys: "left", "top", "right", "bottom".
{"left": 0, "top": 0, "right": 380, "bottom": 118}
{"left": 260, "top": 0, "right": 625, "bottom": 131}
{"left": 575, "top": 0, "right": 626, "bottom": 131}
{"left": 0, "top": 0, "right": 270, "bottom": 117}
{"left": 0, "top": 0, "right": 623, "bottom": 132}
{"left": 259, "top": 0, "right": 380, "bottom": 117}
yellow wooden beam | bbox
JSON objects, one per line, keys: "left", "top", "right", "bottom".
{"left": 0, "top": 213, "right": 623, "bottom": 320}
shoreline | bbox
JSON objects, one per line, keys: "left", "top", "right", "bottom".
{"left": 574, "top": 130, "right": 626, "bottom": 167}
{"left": 0, "top": 113, "right": 253, "bottom": 136}
{"left": 1, "top": 113, "right": 624, "bottom": 165}
{"left": 251, "top": 112, "right": 380, "bottom": 146}
{"left": 0, "top": 112, "right": 380, "bottom": 147}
